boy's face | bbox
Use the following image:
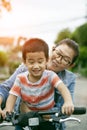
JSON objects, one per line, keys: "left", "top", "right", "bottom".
{"left": 25, "top": 51, "right": 47, "bottom": 80}
{"left": 48, "top": 44, "right": 75, "bottom": 72}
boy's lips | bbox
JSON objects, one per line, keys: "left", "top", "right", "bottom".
{"left": 32, "top": 70, "right": 41, "bottom": 74}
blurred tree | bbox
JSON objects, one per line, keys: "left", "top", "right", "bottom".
{"left": 0, "top": 51, "right": 8, "bottom": 66}
{"left": 71, "top": 23, "right": 87, "bottom": 72}
{"left": 8, "top": 61, "right": 21, "bottom": 75}
{"left": 71, "top": 23, "right": 87, "bottom": 46}
{"left": 0, "top": 0, "right": 12, "bottom": 13}
{"left": 54, "top": 28, "right": 72, "bottom": 44}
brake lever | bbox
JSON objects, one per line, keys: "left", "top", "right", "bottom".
{"left": 49, "top": 116, "right": 81, "bottom": 124}
{"left": 0, "top": 121, "right": 12, "bottom": 127}
{"left": 59, "top": 117, "right": 81, "bottom": 123}
{"left": 53, "top": 109, "right": 81, "bottom": 123}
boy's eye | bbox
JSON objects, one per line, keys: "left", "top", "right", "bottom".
{"left": 38, "top": 61, "right": 42, "bottom": 63}
{"left": 26, "top": 59, "right": 44, "bottom": 64}
{"left": 30, "top": 62, "right": 34, "bottom": 64}
{"left": 38, "top": 59, "right": 44, "bottom": 63}
{"left": 27, "top": 59, "right": 34, "bottom": 64}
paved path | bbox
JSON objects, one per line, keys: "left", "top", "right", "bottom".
{"left": 0, "top": 76, "right": 87, "bottom": 130}
{"left": 74, "top": 76, "right": 87, "bottom": 106}
{"left": 66, "top": 76, "right": 87, "bottom": 130}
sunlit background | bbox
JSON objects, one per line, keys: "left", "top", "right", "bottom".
{"left": 0, "top": 0, "right": 87, "bottom": 50}
{"left": 0, "top": 2, "right": 87, "bottom": 128}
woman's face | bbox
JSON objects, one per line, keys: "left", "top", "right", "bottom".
{"left": 47, "top": 44, "right": 75, "bottom": 72}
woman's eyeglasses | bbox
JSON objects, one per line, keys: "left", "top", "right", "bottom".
{"left": 55, "top": 50, "right": 72, "bottom": 65}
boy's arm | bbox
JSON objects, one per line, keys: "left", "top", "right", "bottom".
{"left": 56, "top": 82, "right": 74, "bottom": 115}
{"left": 5, "top": 94, "right": 17, "bottom": 113}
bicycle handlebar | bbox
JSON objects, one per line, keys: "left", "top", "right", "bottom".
{"left": 38, "top": 107, "right": 86, "bottom": 115}
{"left": 73, "top": 107, "right": 86, "bottom": 114}
{"left": 0, "top": 107, "right": 86, "bottom": 128}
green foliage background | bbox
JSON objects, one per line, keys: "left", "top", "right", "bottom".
{"left": 55, "top": 23, "right": 87, "bottom": 77}
{"left": 0, "top": 51, "right": 8, "bottom": 66}
{"left": 0, "top": 23, "right": 87, "bottom": 77}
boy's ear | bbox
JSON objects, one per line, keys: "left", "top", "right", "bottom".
{"left": 22, "top": 58, "right": 26, "bottom": 64}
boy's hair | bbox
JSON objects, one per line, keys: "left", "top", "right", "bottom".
{"left": 55, "top": 38, "right": 79, "bottom": 64}
{"left": 22, "top": 38, "right": 49, "bottom": 61}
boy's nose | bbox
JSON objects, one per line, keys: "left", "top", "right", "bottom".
{"left": 33, "top": 63, "right": 39, "bottom": 68}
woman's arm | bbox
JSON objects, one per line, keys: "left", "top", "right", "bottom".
{"left": 0, "top": 86, "right": 9, "bottom": 109}
{"left": 0, "top": 63, "right": 27, "bottom": 110}
{"left": 1, "top": 63, "right": 27, "bottom": 90}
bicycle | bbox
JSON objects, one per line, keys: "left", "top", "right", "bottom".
{"left": 0, "top": 107, "right": 86, "bottom": 130}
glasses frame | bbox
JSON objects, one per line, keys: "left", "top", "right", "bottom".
{"left": 55, "top": 49, "right": 72, "bottom": 65}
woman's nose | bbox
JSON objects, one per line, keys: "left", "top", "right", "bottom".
{"left": 56, "top": 57, "right": 62, "bottom": 64}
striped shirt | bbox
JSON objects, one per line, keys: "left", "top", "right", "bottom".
{"left": 10, "top": 70, "right": 62, "bottom": 111}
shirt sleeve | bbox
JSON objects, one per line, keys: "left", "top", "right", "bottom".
{"left": 50, "top": 71, "right": 63, "bottom": 88}
{"left": 9, "top": 76, "right": 21, "bottom": 97}
{"left": 67, "top": 74, "right": 76, "bottom": 101}
{"left": 0, "top": 85, "right": 9, "bottom": 109}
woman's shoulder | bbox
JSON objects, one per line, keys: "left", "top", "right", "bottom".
{"left": 44, "top": 69, "right": 56, "bottom": 75}
{"left": 16, "top": 70, "right": 29, "bottom": 78}
{"left": 65, "top": 69, "right": 76, "bottom": 78}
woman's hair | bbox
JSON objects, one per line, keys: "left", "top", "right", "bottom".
{"left": 22, "top": 38, "right": 49, "bottom": 61}
{"left": 55, "top": 38, "right": 79, "bottom": 63}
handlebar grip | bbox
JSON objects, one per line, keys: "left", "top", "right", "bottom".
{"left": 38, "top": 109, "right": 58, "bottom": 115}
{"left": 73, "top": 107, "right": 86, "bottom": 115}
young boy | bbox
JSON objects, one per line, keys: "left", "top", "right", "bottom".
{"left": 2, "top": 38, "right": 74, "bottom": 116}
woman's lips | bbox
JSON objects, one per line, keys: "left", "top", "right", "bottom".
{"left": 52, "top": 60, "right": 58, "bottom": 67}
